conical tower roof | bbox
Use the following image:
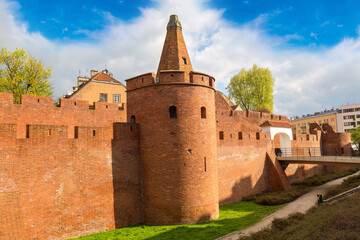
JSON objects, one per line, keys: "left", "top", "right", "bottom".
{"left": 156, "top": 15, "right": 193, "bottom": 81}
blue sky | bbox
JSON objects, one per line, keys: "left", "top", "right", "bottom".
{"left": 16, "top": 0, "right": 360, "bottom": 46}
{"left": 1, "top": 0, "right": 360, "bottom": 116}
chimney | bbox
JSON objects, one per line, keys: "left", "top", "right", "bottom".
{"left": 91, "top": 70, "right": 98, "bottom": 77}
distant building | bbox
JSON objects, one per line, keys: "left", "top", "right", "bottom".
{"left": 64, "top": 69, "right": 126, "bottom": 108}
{"left": 291, "top": 104, "right": 360, "bottom": 133}
{"left": 337, "top": 104, "right": 360, "bottom": 132}
{"left": 291, "top": 109, "right": 338, "bottom": 134}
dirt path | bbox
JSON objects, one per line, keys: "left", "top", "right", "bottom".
{"left": 217, "top": 171, "right": 360, "bottom": 240}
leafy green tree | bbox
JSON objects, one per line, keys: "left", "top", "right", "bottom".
{"left": 349, "top": 126, "right": 360, "bottom": 155}
{"left": 0, "top": 48, "right": 53, "bottom": 103}
{"left": 226, "top": 64, "right": 274, "bottom": 112}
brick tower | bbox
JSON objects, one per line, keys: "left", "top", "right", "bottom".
{"left": 126, "top": 15, "right": 219, "bottom": 225}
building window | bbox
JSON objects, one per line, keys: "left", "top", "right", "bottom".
{"left": 355, "top": 108, "right": 360, "bottom": 111}
{"left": 298, "top": 130, "right": 300, "bottom": 134}
{"left": 201, "top": 107, "right": 206, "bottom": 119}
{"left": 344, "top": 122, "right": 355, "bottom": 127}
{"left": 343, "top": 108, "right": 354, "bottom": 113}
{"left": 238, "top": 132, "right": 243, "bottom": 140}
{"left": 344, "top": 115, "right": 355, "bottom": 120}
{"left": 100, "top": 93, "right": 108, "bottom": 102}
{"left": 331, "top": 118, "right": 334, "bottom": 122}
{"left": 183, "top": 57, "right": 187, "bottom": 65}
{"left": 113, "top": 94, "right": 121, "bottom": 103}
{"left": 298, "top": 124, "right": 300, "bottom": 127}
{"left": 319, "top": 120, "right": 322, "bottom": 124}
{"left": 324, "top": 119, "right": 328, "bottom": 123}
{"left": 169, "top": 106, "right": 177, "bottom": 119}
{"left": 219, "top": 131, "right": 224, "bottom": 140}
{"left": 357, "top": 115, "right": 360, "bottom": 118}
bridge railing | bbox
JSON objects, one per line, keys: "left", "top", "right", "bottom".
{"left": 274, "top": 147, "right": 357, "bottom": 158}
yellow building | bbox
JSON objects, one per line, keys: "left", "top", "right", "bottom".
{"left": 65, "top": 69, "right": 126, "bottom": 108}
{"left": 291, "top": 111, "right": 338, "bottom": 134}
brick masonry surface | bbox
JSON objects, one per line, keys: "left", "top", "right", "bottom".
{"left": 0, "top": 15, "right": 354, "bottom": 240}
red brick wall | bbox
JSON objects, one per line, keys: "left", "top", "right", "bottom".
{"left": 156, "top": 28, "right": 193, "bottom": 81}
{"left": 0, "top": 93, "right": 126, "bottom": 139}
{"left": 0, "top": 93, "right": 140, "bottom": 240}
{"left": 127, "top": 82, "right": 219, "bottom": 225}
{"left": 216, "top": 91, "right": 291, "bottom": 204}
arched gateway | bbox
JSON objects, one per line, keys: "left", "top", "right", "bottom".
{"left": 260, "top": 120, "right": 293, "bottom": 156}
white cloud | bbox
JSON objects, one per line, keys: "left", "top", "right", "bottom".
{"left": 1, "top": 0, "right": 360, "bottom": 117}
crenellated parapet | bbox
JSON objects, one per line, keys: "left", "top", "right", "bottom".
{"left": 0, "top": 92, "right": 126, "bottom": 138}
{"left": 125, "top": 70, "right": 215, "bottom": 92}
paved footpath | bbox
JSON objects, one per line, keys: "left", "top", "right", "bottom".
{"left": 217, "top": 171, "right": 360, "bottom": 240}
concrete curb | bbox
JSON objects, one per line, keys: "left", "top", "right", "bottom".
{"left": 323, "top": 185, "right": 360, "bottom": 203}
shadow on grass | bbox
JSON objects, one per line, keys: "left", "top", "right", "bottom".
{"left": 77, "top": 202, "right": 281, "bottom": 240}
{"left": 142, "top": 214, "right": 262, "bottom": 240}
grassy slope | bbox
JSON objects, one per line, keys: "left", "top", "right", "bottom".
{"left": 324, "top": 173, "right": 360, "bottom": 199}
{"left": 243, "top": 168, "right": 360, "bottom": 206}
{"left": 239, "top": 191, "right": 360, "bottom": 240}
{"left": 74, "top": 202, "right": 282, "bottom": 240}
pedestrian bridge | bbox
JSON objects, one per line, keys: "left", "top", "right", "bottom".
{"left": 275, "top": 147, "right": 360, "bottom": 169}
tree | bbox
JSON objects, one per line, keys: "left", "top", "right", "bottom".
{"left": 0, "top": 48, "right": 53, "bottom": 103}
{"left": 226, "top": 64, "right": 274, "bottom": 112}
{"left": 349, "top": 126, "right": 360, "bottom": 156}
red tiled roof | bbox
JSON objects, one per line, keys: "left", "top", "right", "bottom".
{"left": 92, "top": 72, "right": 121, "bottom": 83}
{"left": 260, "top": 120, "right": 292, "bottom": 128}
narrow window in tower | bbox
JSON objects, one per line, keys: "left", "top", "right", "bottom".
{"left": 183, "top": 57, "right": 187, "bottom": 65}
{"left": 238, "top": 132, "right": 243, "bottom": 140}
{"left": 93, "top": 130, "right": 96, "bottom": 136}
{"left": 169, "top": 106, "right": 177, "bottom": 118}
{"left": 204, "top": 157, "right": 207, "bottom": 172}
{"left": 219, "top": 131, "right": 224, "bottom": 140}
{"left": 130, "top": 115, "right": 136, "bottom": 123}
{"left": 74, "top": 126, "right": 79, "bottom": 139}
{"left": 201, "top": 107, "right": 206, "bottom": 119}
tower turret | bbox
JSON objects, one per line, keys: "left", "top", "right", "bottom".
{"left": 157, "top": 15, "right": 193, "bottom": 81}
{"left": 126, "top": 15, "right": 218, "bottom": 225}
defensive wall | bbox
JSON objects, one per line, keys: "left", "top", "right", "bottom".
{"left": 0, "top": 93, "right": 138, "bottom": 240}
{"left": 0, "top": 14, "right": 355, "bottom": 240}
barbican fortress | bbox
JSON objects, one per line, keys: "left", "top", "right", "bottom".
{"left": 0, "top": 15, "right": 353, "bottom": 239}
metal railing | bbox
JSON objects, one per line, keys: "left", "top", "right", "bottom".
{"left": 274, "top": 147, "right": 358, "bottom": 158}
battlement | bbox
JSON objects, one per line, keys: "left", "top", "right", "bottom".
{"left": 293, "top": 133, "right": 319, "bottom": 142}
{"left": 0, "top": 93, "right": 126, "bottom": 138}
{"left": 217, "top": 108, "right": 289, "bottom": 124}
{"left": 190, "top": 71, "right": 215, "bottom": 87}
{"left": 126, "top": 71, "right": 215, "bottom": 91}
{"left": 217, "top": 130, "right": 271, "bottom": 146}
{"left": 0, "top": 92, "right": 124, "bottom": 111}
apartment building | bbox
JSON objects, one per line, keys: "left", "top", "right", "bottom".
{"left": 337, "top": 104, "right": 360, "bottom": 132}
{"left": 291, "top": 110, "right": 338, "bottom": 134}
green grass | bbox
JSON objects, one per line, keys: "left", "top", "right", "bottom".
{"left": 242, "top": 167, "right": 360, "bottom": 206}
{"left": 239, "top": 191, "right": 360, "bottom": 240}
{"left": 73, "top": 202, "right": 282, "bottom": 240}
{"left": 324, "top": 173, "right": 360, "bottom": 199}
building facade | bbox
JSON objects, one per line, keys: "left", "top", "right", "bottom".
{"left": 65, "top": 69, "right": 127, "bottom": 109}
{"left": 337, "top": 104, "right": 360, "bottom": 132}
{"left": 291, "top": 110, "right": 338, "bottom": 134}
